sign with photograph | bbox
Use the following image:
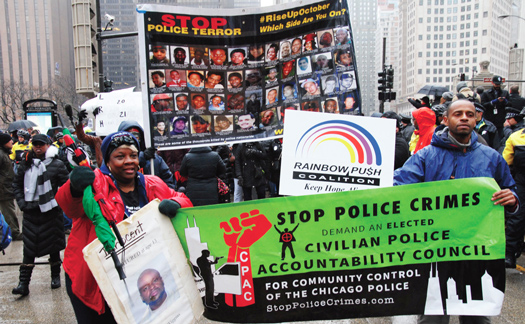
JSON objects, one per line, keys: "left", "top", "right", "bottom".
{"left": 83, "top": 200, "right": 203, "bottom": 324}
{"left": 280, "top": 110, "right": 396, "bottom": 196}
{"left": 137, "top": 0, "right": 361, "bottom": 149}
{"left": 172, "top": 178, "right": 505, "bottom": 322}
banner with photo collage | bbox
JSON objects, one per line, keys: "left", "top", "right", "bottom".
{"left": 138, "top": 0, "right": 360, "bottom": 149}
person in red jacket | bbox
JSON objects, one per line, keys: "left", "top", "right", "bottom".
{"left": 412, "top": 107, "right": 436, "bottom": 154}
{"left": 56, "top": 131, "right": 192, "bottom": 324}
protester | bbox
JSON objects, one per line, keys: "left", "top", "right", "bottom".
{"left": 411, "top": 107, "right": 436, "bottom": 154}
{"left": 180, "top": 146, "right": 226, "bottom": 206}
{"left": 118, "top": 121, "right": 176, "bottom": 189}
{"left": 394, "top": 100, "right": 518, "bottom": 324}
{"left": 235, "top": 142, "right": 268, "bottom": 200}
{"left": 408, "top": 96, "right": 430, "bottom": 109}
{"left": 56, "top": 131, "right": 192, "bottom": 323}
{"left": 12, "top": 134, "right": 69, "bottom": 296}
{"left": 382, "top": 111, "right": 410, "bottom": 170}
{"left": 399, "top": 112, "right": 415, "bottom": 145}
{"left": 0, "top": 133, "right": 21, "bottom": 240}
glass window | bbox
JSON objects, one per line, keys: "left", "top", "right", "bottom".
{"left": 482, "top": 48, "right": 486, "bottom": 54}
{"left": 482, "top": 30, "right": 487, "bottom": 36}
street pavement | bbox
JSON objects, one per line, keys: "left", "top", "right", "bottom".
{"left": 1, "top": 212, "right": 524, "bottom": 324}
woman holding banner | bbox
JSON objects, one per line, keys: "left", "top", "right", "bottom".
{"left": 56, "top": 131, "right": 192, "bottom": 324}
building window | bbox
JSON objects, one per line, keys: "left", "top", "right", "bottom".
{"left": 418, "top": 69, "right": 422, "bottom": 74}
{"left": 419, "top": 52, "right": 423, "bottom": 57}
{"left": 482, "top": 48, "right": 486, "bottom": 54}
{"left": 483, "top": 11, "right": 488, "bottom": 18}
{"left": 419, "top": 18, "right": 423, "bottom": 23}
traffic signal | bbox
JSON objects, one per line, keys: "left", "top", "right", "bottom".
{"left": 386, "top": 68, "right": 394, "bottom": 89}
{"left": 378, "top": 71, "right": 387, "bottom": 92}
{"left": 72, "top": 0, "right": 98, "bottom": 96}
{"left": 460, "top": 73, "right": 466, "bottom": 81}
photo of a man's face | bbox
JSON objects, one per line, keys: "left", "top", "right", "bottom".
{"left": 137, "top": 269, "right": 167, "bottom": 311}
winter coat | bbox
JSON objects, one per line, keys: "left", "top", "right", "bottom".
{"left": 394, "top": 125, "right": 516, "bottom": 191}
{"left": 400, "top": 124, "right": 415, "bottom": 145}
{"left": 235, "top": 142, "right": 268, "bottom": 188}
{"left": 497, "top": 120, "right": 525, "bottom": 154}
{"left": 394, "top": 133, "right": 410, "bottom": 170}
{"left": 412, "top": 108, "right": 436, "bottom": 154}
{"left": 56, "top": 166, "right": 192, "bottom": 315}
{"left": 481, "top": 87, "right": 510, "bottom": 129}
{"left": 475, "top": 118, "right": 497, "bottom": 149}
{"left": 13, "top": 145, "right": 69, "bottom": 257}
{"left": 180, "top": 146, "right": 226, "bottom": 206}
{"left": 0, "top": 148, "right": 15, "bottom": 200}
{"left": 117, "top": 120, "right": 176, "bottom": 189}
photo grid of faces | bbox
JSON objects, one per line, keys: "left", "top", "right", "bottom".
{"left": 147, "top": 26, "right": 360, "bottom": 144}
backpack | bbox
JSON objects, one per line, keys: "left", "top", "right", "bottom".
{"left": 0, "top": 212, "right": 12, "bottom": 254}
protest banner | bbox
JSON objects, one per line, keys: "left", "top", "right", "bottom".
{"left": 280, "top": 110, "right": 396, "bottom": 195}
{"left": 81, "top": 88, "right": 144, "bottom": 136}
{"left": 172, "top": 177, "right": 505, "bottom": 323}
{"left": 83, "top": 200, "right": 203, "bottom": 324}
{"left": 137, "top": 0, "right": 361, "bottom": 150}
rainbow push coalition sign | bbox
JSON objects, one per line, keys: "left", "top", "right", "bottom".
{"left": 280, "top": 110, "right": 395, "bottom": 195}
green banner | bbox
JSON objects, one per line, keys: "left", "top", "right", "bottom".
{"left": 172, "top": 177, "right": 505, "bottom": 322}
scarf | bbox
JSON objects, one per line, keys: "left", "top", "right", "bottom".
{"left": 24, "top": 157, "right": 58, "bottom": 212}
{"left": 446, "top": 127, "right": 471, "bottom": 150}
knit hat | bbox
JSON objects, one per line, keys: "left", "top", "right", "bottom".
{"left": 0, "top": 133, "right": 12, "bottom": 146}
{"left": 100, "top": 131, "right": 139, "bottom": 164}
{"left": 473, "top": 102, "right": 485, "bottom": 113}
{"left": 456, "top": 81, "right": 468, "bottom": 92}
{"left": 442, "top": 92, "right": 454, "bottom": 101}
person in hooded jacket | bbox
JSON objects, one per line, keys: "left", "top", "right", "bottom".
{"left": 179, "top": 146, "right": 226, "bottom": 206}
{"left": 411, "top": 107, "right": 436, "bottom": 154}
{"left": 117, "top": 120, "right": 176, "bottom": 189}
{"left": 382, "top": 111, "right": 410, "bottom": 169}
{"left": 12, "top": 134, "right": 69, "bottom": 296}
{"left": 395, "top": 100, "right": 518, "bottom": 324}
{"left": 235, "top": 142, "right": 268, "bottom": 200}
{"left": 399, "top": 112, "right": 415, "bottom": 145}
{"left": 55, "top": 131, "right": 192, "bottom": 324}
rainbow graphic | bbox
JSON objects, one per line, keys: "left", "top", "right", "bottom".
{"left": 295, "top": 120, "right": 382, "bottom": 166}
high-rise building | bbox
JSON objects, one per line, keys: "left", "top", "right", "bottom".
{"left": 379, "top": 2, "right": 400, "bottom": 112}
{"left": 348, "top": 0, "right": 379, "bottom": 116}
{"left": 0, "top": 0, "right": 75, "bottom": 89}
{"left": 397, "top": 0, "right": 513, "bottom": 113}
{"left": 99, "top": 0, "right": 261, "bottom": 91}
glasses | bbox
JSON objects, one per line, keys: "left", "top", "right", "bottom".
{"left": 32, "top": 141, "right": 47, "bottom": 147}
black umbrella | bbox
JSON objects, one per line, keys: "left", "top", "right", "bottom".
{"left": 7, "top": 120, "right": 38, "bottom": 132}
{"left": 46, "top": 126, "right": 63, "bottom": 138}
{"left": 417, "top": 85, "right": 449, "bottom": 97}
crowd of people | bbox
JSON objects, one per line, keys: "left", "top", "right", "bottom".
{"left": 0, "top": 75, "right": 523, "bottom": 324}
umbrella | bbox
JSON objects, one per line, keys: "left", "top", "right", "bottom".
{"left": 46, "top": 126, "right": 64, "bottom": 138}
{"left": 417, "top": 85, "right": 449, "bottom": 97}
{"left": 7, "top": 120, "right": 38, "bottom": 132}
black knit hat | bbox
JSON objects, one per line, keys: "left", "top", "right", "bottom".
{"left": 0, "top": 133, "right": 12, "bottom": 146}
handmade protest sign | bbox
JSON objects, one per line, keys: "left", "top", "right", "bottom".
{"left": 137, "top": 0, "right": 360, "bottom": 149}
{"left": 172, "top": 177, "right": 505, "bottom": 323}
{"left": 83, "top": 200, "right": 203, "bottom": 324}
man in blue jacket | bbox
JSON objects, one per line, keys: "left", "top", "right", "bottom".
{"left": 118, "top": 120, "right": 176, "bottom": 189}
{"left": 394, "top": 100, "right": 518, "bottom": 324}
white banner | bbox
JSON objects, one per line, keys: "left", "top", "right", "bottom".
{"left": 83, "top": 199, "right": 203, "bottom": 324}
{"left": 279, "top": 110, "right": 396, "bottom": 195}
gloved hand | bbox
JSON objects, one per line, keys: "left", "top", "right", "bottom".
{"left": 238, "top": 176, "right": 243, "bottom": 187}
{"left": 159, "top": 200, "right": 181, "bottom": 219}
{"left": 70, "top": 166, "right": 95, "bottom": 192}
{"left": 78, "top": 109, "right": 88, "bottom": 123}
{"left": 92, "top": 107, "right": 101, "bottom": 117}
{"left": 144, "top": 147, "right": 157, "bottom": 160}
{"left": 491, "top": 99, "right": 498, "bottom": 106}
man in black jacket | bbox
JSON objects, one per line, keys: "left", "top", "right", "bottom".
{"left": 481, "top": 75, "right": 510, "bottom": 144}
